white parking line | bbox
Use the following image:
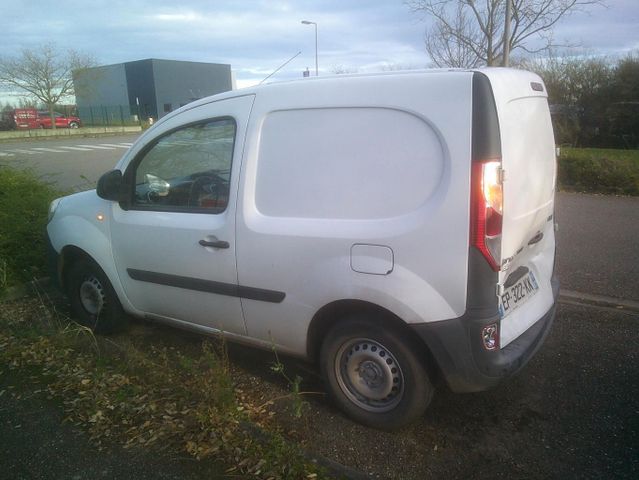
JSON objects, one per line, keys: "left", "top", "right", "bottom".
{"left": 0, "top": 152, "right": 15, "bottom": 157}
{"left": 31, "top": 147, "right": 67, "bottom": 153}
{"left": 58, "top": 146, "right": 94, "bottom": 151}
{"left": 76, "top": 144, "right": 116, "bottom": 150}
{"left": 7, "top": 149, "right": 41, "bottom": 155}
{"left": 98, "top": 144, "right": 131, "bottom": 149}
{"left": 120, "top": 142, "right": 133, "bottom": 146}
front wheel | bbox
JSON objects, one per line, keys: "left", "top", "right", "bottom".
{"left": 69, "top": 121, "right": 79, "bottom": 129}
{"left": 66, "top": 258, "right": 126, "bottom": 334}
{"left": 320, "top": 315, "right": 433, "bottom": 430}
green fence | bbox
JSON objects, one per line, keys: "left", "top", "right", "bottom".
{"left": 76, "top": 105, "right": 149, "bottom": 127}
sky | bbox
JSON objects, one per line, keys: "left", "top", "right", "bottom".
{"left": 0, "top": 0, "right": 638, "bottom": 101}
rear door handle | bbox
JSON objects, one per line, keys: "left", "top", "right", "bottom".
{"left": 199, "top": 239, "right": 229, "bottom": 249}
{"left": 528, "top": 232, "right": 544, "bottom": 245}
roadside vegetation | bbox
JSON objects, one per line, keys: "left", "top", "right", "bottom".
{"left": 558, "top": 147, "right": 639, "bottom": 195}
{"left": 0, "top": 167, "right": 63, "bottom": 293}
{"left": 0, "top": 296, "right": 327, "bottom": 479}
{"left": 526, "top": 54, "right": 639, "bottom": 150}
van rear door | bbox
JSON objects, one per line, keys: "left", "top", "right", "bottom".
{"left": 484, "top": 69, "right": 557, "bottom": 347}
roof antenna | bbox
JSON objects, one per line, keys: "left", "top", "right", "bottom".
{"left": 259, "top": 51, "right": 302, "bottom": 85}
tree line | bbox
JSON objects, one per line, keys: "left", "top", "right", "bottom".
{"left": 525, "top": 53, "right": 639, "bottom": 149}
{"left": 405, "top": 1, "right": 636, "bottom": 149}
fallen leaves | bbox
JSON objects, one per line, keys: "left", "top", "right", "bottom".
{"left": 0, "top": 298, "right": 328, "bottom": 479}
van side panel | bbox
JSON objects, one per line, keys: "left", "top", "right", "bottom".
{"left": 235, "top": 72, "right": 474, "bottom": 356}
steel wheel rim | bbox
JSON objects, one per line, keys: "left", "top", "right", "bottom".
{"left": 79, "top": 275, "right": 105, "bottom": 315}
{"left": 334, "top": 337, "right": 405, "bottom": 413}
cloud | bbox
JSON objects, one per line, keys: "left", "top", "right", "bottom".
{"left": 0, "top": 0, "right": 636, "bottom": 90}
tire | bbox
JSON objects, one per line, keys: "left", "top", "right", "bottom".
{"left": 69, "top": 121, "right": 79, "bottom": 129}
{"left": 66, "top": 258, "right": 127, "bottom": 334}
{"left": 320, "top": 315, "right": 434, "bottom": 430}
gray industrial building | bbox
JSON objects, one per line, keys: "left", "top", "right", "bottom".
{"left": 73, "top": 59, "right": 233, "bottom": 124}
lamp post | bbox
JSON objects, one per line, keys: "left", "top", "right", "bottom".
{"left": 503, "top": 0, "right": 512, "bottom": 67}
{"left": 301, "top": 20, "right": 318, "bottom": 76}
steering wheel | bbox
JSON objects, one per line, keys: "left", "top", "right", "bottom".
{"left": 188, "top": 176, "right": 216, "bottom": 207}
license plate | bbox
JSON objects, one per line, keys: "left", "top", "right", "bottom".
{"left": 498, "top": 271, "right": 539, "bottom": 318}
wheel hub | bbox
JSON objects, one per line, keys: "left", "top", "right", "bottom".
{"left": 335, "top": 338, "right": 404, "bottom": 412}
{"left": 79, "top": 276, "right": 105, "bottom": 315}
{"left": 359, "top": 361, "right": 384, "bottom": 387}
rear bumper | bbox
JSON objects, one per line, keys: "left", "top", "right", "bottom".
{"left": 412, "top": 275, "right": 559, "bottom": 393}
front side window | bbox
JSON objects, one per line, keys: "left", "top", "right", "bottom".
{"left": 132, "top": 118, "right": 236, "bottom": 213}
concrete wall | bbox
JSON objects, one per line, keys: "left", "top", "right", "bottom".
{"left": 0, "top": 125, "right": 142, "bottom": 141}
{"left": 74, "top": 64, "right": 129, "bottom": 108}
{"left": 151, "top": 60, "right": 232, "bottom": 117}
{"left": 72, "top": 59, "right": 233, "bottom": 122}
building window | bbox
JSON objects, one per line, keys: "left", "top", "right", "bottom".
{"left": 163, "top": 103, "right": 172, "bottom": 113}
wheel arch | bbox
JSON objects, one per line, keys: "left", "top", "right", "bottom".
{"left": 307, "top": 299, "right": 441, "bottom": 382}
{"left": 59, "top": 245, "right": 96, "bottom": 290}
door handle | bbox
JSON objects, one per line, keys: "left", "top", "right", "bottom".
{"left": 199, "top": 239, "right": 229, "bottom": 249}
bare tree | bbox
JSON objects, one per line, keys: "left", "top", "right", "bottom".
{"left": 0, "top": 44, "right": 96, "bottom": 128}
{"left": 406, "top": 1, "right": 603, "bottom": 68}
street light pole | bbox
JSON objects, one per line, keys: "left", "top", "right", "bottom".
{"left": 301, "top": 20, "right": 318, "bottom": 76}
{"left": 503, "top": 0, "right": 512, "bottom": 67}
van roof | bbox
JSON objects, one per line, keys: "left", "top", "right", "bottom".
{"left": 157, "top": 67, "right": 545, "bottom": 128}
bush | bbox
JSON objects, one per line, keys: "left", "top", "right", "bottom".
{"left": 0, "top": 167, "right": 63, "bottom": 291}
{"left": 558, "top": 148, "right": 639, "bottom": 195}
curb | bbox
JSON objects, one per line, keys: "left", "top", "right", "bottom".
{"left": 0, "top": 127, "right": 142, "bottom": 142}
{"left": 559, "top": 290, "right": 639, "bottom": 314}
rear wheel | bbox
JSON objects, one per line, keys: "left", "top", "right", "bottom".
{"left": 69, "top": 121, "right": 79, "bottom": 129}
{"left": 66, "top": 258, "right": 126, "bottom": 334}
{"left": 320, "top": 315, "right": 433, "bottom": 430}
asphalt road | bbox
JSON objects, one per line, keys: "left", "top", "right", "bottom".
{"left": 0, "top": 134, "right": 139, "bottom": 191}
{"left": 555, "top": 192, "right": 639, "bottom": 301}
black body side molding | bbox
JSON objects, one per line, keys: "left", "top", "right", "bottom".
{"left": 127, "top": 269, "right": 285, "bottom": 303}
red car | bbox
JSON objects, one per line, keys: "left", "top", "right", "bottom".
{"left": 9, "top": 108, "right": 40, "bottom": 129}
{"left": 38, "top": 111, "right": 81, "bottom": 129}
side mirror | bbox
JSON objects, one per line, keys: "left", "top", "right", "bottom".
{"left": 96, "top": 169, "right": 123, "bottom": 201}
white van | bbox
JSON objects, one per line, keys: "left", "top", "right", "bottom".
{"left": 46, "top": 68, "right": 559, "bottom": 429}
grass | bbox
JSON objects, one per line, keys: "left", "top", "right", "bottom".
{"left": 558, "top": 147, "right": 639, "bottom": 195}
{"left": 0, "top": 167, "right": 64, "bottom": 293}
{"left": 0, "top": 296, "right": 328, "bottom": 479}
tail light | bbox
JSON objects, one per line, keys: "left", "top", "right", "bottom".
{"left": 471, "top": 159, "right": 503, "bottom": 271}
